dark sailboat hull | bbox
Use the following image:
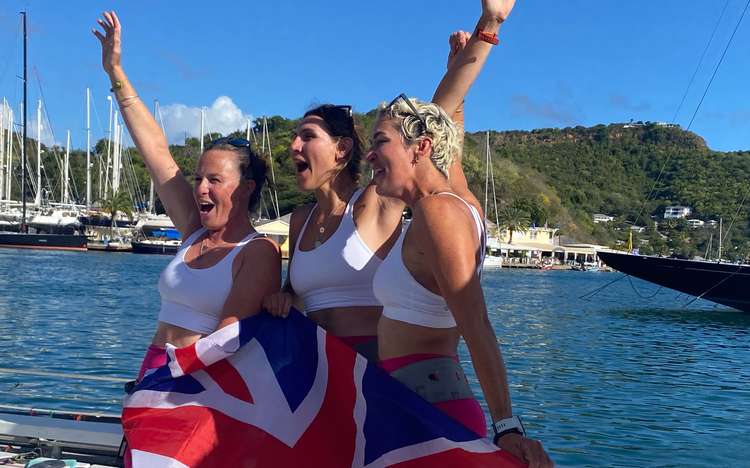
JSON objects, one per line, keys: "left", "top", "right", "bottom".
{"left": 597, "top": 251, "right": 750, "bottom": 312}
{"left": 0, "top": 232, "right": 88, "bottom": 251}
{"left": 131, "top": 240, "right": 180, "bottom": 255}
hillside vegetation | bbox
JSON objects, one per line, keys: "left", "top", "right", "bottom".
{"left": 11, "top": 115, "right": 750, "bottom": 261}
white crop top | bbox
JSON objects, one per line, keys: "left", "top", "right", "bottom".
{"left": 373, "top": 193, "right": 485, "bottom": 329}
{"left": 157, "top": 227, "right": 262, "bottom": 334}
{"left": 289, "top": 188, "right": 383, "bottom": 313}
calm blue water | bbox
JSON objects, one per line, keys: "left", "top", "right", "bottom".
{"left": 1, "top": 248, "right": 749, "bottom": 467}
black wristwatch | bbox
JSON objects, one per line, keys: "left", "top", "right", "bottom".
{"left": 492, "top": 416, "right": 526, "bottom": 445}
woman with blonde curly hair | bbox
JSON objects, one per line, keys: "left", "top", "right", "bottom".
{"left": 368, "top": 15, "right": 553, "bottom": 465}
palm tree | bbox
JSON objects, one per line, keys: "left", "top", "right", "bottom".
{"left": 497, "top": 206, "right": 530, "bottom": 244}
{"left": 99, "top": 190, "right": 134, "bottom": 237}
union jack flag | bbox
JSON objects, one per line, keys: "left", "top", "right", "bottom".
{"left": 123, "top": 310, "right": 525, "bottom": 467}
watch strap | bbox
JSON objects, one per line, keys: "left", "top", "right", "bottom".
{"left": 492, "top": 416, "right": 526, "bottom": 438}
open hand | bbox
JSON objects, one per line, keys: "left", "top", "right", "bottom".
{"left": 92, "top": 11, "right": 122, "bottom": 74}
{"left": 498, "top": 433, "right": 554, "bottom": 468}
{"left": 446, "top": 30, "right": 471, "bottom": 70}
{"left": 482, "top": 0, "right": 516, "bottom": 23}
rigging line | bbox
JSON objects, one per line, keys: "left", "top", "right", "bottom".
{"left": 720, "top": 183, "right": 749, "bottom": 248}
{"left": 578, "top": 273, "right": 629, "bottom": 300}
{"left": 632, "top": 0, "right": 748, "bottom": 228}
{"left": 671, "top": 0, "right": 731, "bottom": 123}
{"left": 685, "top": 0, "right": 750, "bottom": 131}
{"left": 33, "top": 69, "right": 68, "bottom": 200}
{"left": 682, "top": 263, "right": 743, "bottom": 308}
{"left": 123, "top": 147, "right": 145, "bottom": 210}
{"left": 627, "top": 275, "right": 663, "bottom": 299}
{"left": 0, "top": 18, "right": 21, "bottom": 90}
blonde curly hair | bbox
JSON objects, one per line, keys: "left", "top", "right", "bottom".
{"left": 377, "top": 97, "right": 459, "bottom": 178}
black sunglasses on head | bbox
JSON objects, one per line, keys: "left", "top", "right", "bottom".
{"left": 387, "top": 93, "right": 428, "bottom": 131}
{"left": 210, "top": 136, "right": 251, "bottom": 148}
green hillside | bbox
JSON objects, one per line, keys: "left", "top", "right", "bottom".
{"left": 10, "top": 116, "right": 750, "bottom": 261}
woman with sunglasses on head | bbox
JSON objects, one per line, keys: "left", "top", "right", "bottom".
{"left": 261, "top": 1, "right": 508, "bottom": 362}
{"left": 262, "top": 102, "right": 398, "bottom": 360}
{"left": 367, "top": 2, "right": 553, "bottom": 467}
{"left": 93, "top": 12, "right": 281, "bottom": 380}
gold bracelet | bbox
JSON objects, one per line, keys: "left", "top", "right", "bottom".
{"left": 118, "top": 95, "right": 139, "bottom": 105}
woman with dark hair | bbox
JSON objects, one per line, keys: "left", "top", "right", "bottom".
{"left": 262, "top": 102, "right": 397, "bottom": 360}
{"left": 93, "top": 12, "right": 281, "bottom": 380}
{"left": 262, "top": 2, "right": 508, "bottom": 362}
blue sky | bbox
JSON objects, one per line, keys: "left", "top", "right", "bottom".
{"left": 0, "top": 0, "right": 748, "bottom": 151}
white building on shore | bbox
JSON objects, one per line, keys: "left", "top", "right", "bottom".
{"left": 486, "top": 224, "right": 609, "bottom": 265}
{"left": 664, "top": 206, "right": 692, "bottom": 219}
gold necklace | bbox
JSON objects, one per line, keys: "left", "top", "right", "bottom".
{"left": 314, "top": 203, "right": 345, "bottom": 248}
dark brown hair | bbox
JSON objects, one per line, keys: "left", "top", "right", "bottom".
{"left": 304, "top": 104, "right": 363, "bottom": 182}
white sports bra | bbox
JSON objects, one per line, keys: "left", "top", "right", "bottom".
{"left": 289, "top": 188, "right": 383, "bottom": 313}
{"left": 157, "top": 228, "right": 262, "bottom": 334}
{"left": 372, "top": 193, "right": 485, "bottom": 328}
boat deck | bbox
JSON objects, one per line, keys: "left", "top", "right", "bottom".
{"left": 0, "top": 407, "right": 123, "bottom": 467}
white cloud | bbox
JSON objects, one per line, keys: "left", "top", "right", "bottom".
{"left": 27, "top": 116, "right": 57, "bottom": 147}
{"left": 159, "top": 96, "right": 253, "bottom": 144}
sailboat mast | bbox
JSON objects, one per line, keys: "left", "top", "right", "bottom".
{"left": 105, "top": 95, "right": 113, "bottom": 198}
{"left": 35, "top": 99, "right": 41, "bottom": 207}
{"left": 262, "top": 117, "right": 280, "bottom": 217}
{"left": 63, "top": 130, "right": 70, "bottom": 205}
{"left": 112, "top": 113, "right": 120, "bottom": 194}
{"left": 199, "top": 107, "right": 205, "bottom": 154}
{"left": 20, "top": 11, "right": 27, "bottom": 232}
{"left": 0, "top": 101, "right": 5, "bottom": 203}
{"left": 86, "top": 87, "right": 91, "bottom": 209}
{"left": 718, "top": 218, "right": 723, "bottom": 262}
{"left": 5, "top": 107, "right": 13, "bottom": 201}
{"left": 149, "top": 100, "right": 158, "bottom": 214}
{"left": 484, "top": 131, "right": 489, "bottom": 219}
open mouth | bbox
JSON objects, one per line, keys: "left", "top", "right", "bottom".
{"left": 199, "top": 202, "right": 215, "bottom": 214}
{"left": 294, "top": 160, "right": 310, "bottom": 173}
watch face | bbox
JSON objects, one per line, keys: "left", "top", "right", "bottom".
{"left": 493, "top": 416, "right": 525, "bottom": 436}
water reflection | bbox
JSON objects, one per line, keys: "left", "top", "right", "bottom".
{"left": 1, "top": 251, "right": 749, "bottom": 466}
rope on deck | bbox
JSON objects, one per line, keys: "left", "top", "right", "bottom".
{"left": 0, "top": 367, "right": 130, "bottom": 383}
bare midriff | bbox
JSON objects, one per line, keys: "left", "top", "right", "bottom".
{"left": 152, "top": 321, "right": 203, "bottom": 348}
{"left": 307, "top": 306, "right": 382, "bottom": 337}
{"left": 377, "top": 316, "right": 460, "bottom": 360}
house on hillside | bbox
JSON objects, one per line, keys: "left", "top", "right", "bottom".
{"left": 687, "top": 219, "right": 705, "bottom": 228}
{"left": 664, "top": 206, "right": 692, "bottom": 219}
{"left": 593, "top": 213, "right": 614, "bottom": 224}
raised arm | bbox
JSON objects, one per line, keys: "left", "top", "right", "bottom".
{"left": 417, "top": 197, "right": 552, "bottom": 467}
{"left": 432, "top": 0, "right": 515, "bottom": 117}
{"left": 442, "top": 31, "right": 484, "bottom": 217}
{"left": 93, "top": 11, "right": 200, "bottom": 239}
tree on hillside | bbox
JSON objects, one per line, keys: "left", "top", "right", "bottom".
{"left": 100, "top": 190, "right": 134, "bottom": 237}
{"left": 497, "top": 206, "right": 530, "bottom": 244}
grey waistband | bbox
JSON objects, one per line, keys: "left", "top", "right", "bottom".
{"left": 389, "top": 356, "right": 475, "bottom": 403}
